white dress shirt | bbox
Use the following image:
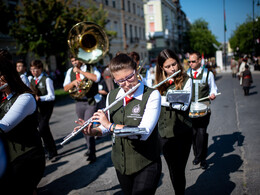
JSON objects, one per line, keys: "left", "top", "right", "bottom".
{"left": 63, "top": 64, "right": 101, "bottom": 87}
{"left": 34, "top": 73, "right": 55, "bottom": 101}
{"left": 20, "top": 74, "right": 30, "bottom": 87}
{"left": 99, "top": 81, "right": 161, "bottom": 141}
{"left": 0, "top": 93, "right": 36, "bottom": 133}
{"left": 192, "top": 67, "right": 218, "bottom": 96}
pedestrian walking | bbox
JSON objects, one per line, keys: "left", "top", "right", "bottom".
{"left": 63, "top": 55, "right": 101, "bottom": 163}
{"left": 155, "top": 49, "right": 193, "bottom": 195}
{"left": 74, "top": 53, "right": 162, "bottom": 195}
{"left": 242, "top": 65, "right": 253, "bottom": 96}
{"left": 0, "top": 56, "right": 45, "bottom": 194}
{"left": 30, "top": 60, "right": 57, "bottom": 160}
{"left": 187, "top": 52, "right": 218, "bottom": 170}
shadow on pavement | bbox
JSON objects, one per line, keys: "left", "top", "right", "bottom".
{"left": 186, "top": 132, "right": 244, "bottom": 195}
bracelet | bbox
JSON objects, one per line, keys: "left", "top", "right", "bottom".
{"left": 112, "top": 123, "right": 117, "bottom": 132}
{"left": 109, "top": 123, "right": 114, "bottom": 132}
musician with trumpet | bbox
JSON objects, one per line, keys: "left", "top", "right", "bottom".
{"left": 74, "top": 53, "right": 162, "bottom": 195}
{"left": 63, "top": 54, "right": 100, "bottom": 162}
{"left": 155, "top": 49, "right": 193, "bottom": 195}
{"left": 187, "top": 52, "right": 218, "bottom": 170}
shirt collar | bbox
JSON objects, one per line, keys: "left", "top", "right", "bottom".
{"left": 6, "top": 92, "right": 15, "bottom": 100}
{"left": 34, "top": 72, "right": 44, "bottom": 80}
{"left": 116, "top": 81, "right": 144, "bottom": 101}
{"left": 192, "top": 67, "right": 202, "bottom": 74}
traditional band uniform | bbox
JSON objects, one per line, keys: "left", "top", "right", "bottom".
{"left": 0, "top": 93, "right": 45, "bottom": 194}
{"left": 99, "top": 81, "right": 162, "bottom": 195}
{"left": 31, "top": 73, "right": 57, "bottom": 159}
{"left": 187, "top": 67, "right": 218, "bottom": 165}
{"left": 158, "top": 76, "right": 192, "bottom": 195}
{"left": 63, "top": 64, "right": 100, "bottom": 160}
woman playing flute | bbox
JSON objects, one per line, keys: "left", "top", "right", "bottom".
{"left": 75, "top": 53, "right": 162, "bottom": 195}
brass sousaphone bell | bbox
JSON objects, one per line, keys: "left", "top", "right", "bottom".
{"left": 67, "top": 21, "right": 109, "bottom": 99}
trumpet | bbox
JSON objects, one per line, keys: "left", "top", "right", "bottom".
{"left": 60, "top": 82, "right": 141, "bottom": 145}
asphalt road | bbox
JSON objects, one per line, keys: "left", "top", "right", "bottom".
{"left": 37, "top": 71, "right": 260, "bottom": 195}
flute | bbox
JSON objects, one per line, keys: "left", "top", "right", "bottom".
{"left": 60, "top": 82, "right": 141, "bottom": 145}
{"left": 152, "top": 70, "right": 181, "bottom": 89}
{"left": 0, "top": 83, "right": 8, "bottom": 90}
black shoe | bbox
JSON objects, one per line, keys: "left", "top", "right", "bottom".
{"left": 84, "top": 151, "right": 90, "bottom": 157}
{"left": 87, "top": 155, "right": 96, "bottom": 163}
{"left": 200, "top": 161, "right": 208, "bottom": 169}
{"left": 193, "top": 158, "right": 200, "bottom": 165}
{"left": 48, "top": 152, "right": 58, "bottom": 160}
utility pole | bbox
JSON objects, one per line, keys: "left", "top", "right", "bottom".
{"left": 223, "top": 0, "right": 227, "bottom": 70}
{"left": 121, "top": 0, "right": 127, "bottom": 52}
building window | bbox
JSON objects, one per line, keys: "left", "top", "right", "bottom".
{"left": 139, "top": 27, "right": 142, "bottom": 40}
{"left": 112, "top": 0, "right": 116, "bottom": 8}
{"left": 122, "top": 0, "right": 125, "bottom": 10}
{"left": 114, "top": 21, "right": 118, "bottom": 33}
{"left": 149, "top": 22, "right": 155, "bottom": 32}
{"left": 130, "top": 24, "right": 133, "bottom": 42}
{"left": 105, "top": 0, "right": 109, "bottom": 6}
{"left": 128, "top": 1, "right": 131, "bottom": 12}
{"left": 133, "top": 3, "right": 136, "bottom": 14}
{"left": 137, "top": 5, "right": 140, "bottom": 16}
{"left": 148, "top": 4, "right": 153, "bottom": 14}
{"left": 134, "top": 26, "right": 137, "bottom": 38}
{"left": 124, "top": 23, "right": 127, "bottom": 38}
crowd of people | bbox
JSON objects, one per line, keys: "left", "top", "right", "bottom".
{"left": 0, "top": 48, "right": 220, "bottom": 195}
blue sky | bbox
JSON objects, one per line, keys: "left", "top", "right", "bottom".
{"left": 181, "top": 0, "right": 260, "bottom": 43}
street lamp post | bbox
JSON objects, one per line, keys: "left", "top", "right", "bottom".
{"left": 253, "top": 0, "right": 260, "bottom": 57}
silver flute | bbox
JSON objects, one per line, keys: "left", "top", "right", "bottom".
{"left": 152, "top": 70, "right": 181, "bottom": 89}
{"left": 0, "top": 83, "right": 8, "bottom": 90}
{"left": 60, "top": 82, "right": 141, "bottom": 145}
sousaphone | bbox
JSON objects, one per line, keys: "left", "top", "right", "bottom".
{"left": 67, "top": 21, "right": 109, "bottom": 99}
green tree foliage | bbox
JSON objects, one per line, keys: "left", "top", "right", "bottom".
{"left": 9, "top": 0, "right": 114, "bottom": 68}
{"left": 229, "top": 17, "right": 260, "bottom": 56}
{"left": 188, "top": 18, "right": 220, "bottom": 57}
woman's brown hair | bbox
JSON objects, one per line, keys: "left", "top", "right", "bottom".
{"left": 109, "top": 53, "right": 137, "bottom": 73}
{"left": 155, "top": 49, "right": 188, "bottom": 94}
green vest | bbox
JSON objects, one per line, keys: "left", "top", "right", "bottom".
{"left": 70, "top": 65, "right": 98, "bottom": 105}
{"left": 188, "top": 68, "right": 210, "bottom": 104}
{"left": 0, "top": 93, "right": 43, "bottom": 163}
{"left": 109, "top": 85, "right": 161, "bottom": 175}
{"left": 30, "top": 74, "right": 48, "bottom": 96}
{"left": 158, "top": 76, "right": 192, "bottom": 138}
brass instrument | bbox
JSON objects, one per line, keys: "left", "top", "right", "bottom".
{"left": 137, "top": 58, "right": 147, "bottom": 81}
{"left": 67, "top": 21, "right": 109, "bottom": 99}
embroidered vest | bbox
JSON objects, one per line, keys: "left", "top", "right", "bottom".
{"left": 187, "top": 68, "right": 210, "bottom": 104}
{"left": 108, "top": 86, "right": 161, "bottom": 175}
{"left": 158, "top": 76, "right": 192, "bottom": 138}
{"left": 0, "top": 93, "right": 43, "bottom": 163}
{"left": 30, "top": 75, "right": 48, "bottom": 96}
{"left": 70, "top": 65, "right": 98, "bottom": 105}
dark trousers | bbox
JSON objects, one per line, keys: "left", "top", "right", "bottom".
{"left": 160, "top": 131, "right": 192, "bottom": 195}
{"left": 0, "top": 147, "right": 45, "bottom": 194}
{"left": 116, "top": 158, "right": 162, "bottom": 195}
{"left": 243, "top": 87, "right": 250, "bottom": 95}
{"left": 76, "top": 101, "right": 96, "bottom": 156}
{"left": 192, "top": 113, "right": 211, "bottom": 162}
{"left": 38, "top": 101, "right": 57, "bottom": 156}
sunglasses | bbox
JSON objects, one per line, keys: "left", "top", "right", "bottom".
{"left": 188, "top": 60, "right": 197, "bottom": 63}
{"left": 114, "top": 70, "right": 136, "bottom": 85}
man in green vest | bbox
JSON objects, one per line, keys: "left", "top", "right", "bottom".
{"left": 30, "top": 60, "right": 57, "bottom": 161}
{"left": 188, "top": 52, "right": 218, "bottom": 169}
{"left": 63, "top": 55, "right": 100, "bottom": 163}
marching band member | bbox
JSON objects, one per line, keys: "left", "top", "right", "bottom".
{"left": 0, "top": 56, "right": 45, "bottom": 194}
{"left": 155, "top": 49, "right": 193, "bottom": 195}
{"left": 63, "top": 55, "right": 101, "bottom": 163}
{"left": 75, "top": 53, "right": 162, "bottom": 195}
{"left": 187, "top": 52, "right": 218, "bottom": 169}
{"left": 30, "top": 60, "right": 57, "bottom": 160}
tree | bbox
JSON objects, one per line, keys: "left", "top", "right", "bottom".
{"left": 229, "top": 17, "right": 260, "bottom": 57}
{"left": 9, "top": 0, "right": 114, "bottom": 71}
{"left": 188, "top": 18, "right": 220, "bottom": 57}
{"left": 0, "top": 0, "right": 15, "bottom": 34}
